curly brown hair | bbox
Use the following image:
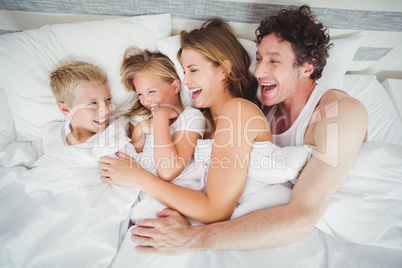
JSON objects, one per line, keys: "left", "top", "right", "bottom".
{"left": 256, "top": 5, "right": 332, "bottom": 80}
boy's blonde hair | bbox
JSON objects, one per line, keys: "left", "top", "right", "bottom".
{"left": 50, "top": 61, "right": 108, "bottom": 107}
{"left": 120, "top": 47, "right": 181, "bottom": 117}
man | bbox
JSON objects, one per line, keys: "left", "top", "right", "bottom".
{"left": 130, "top": 5, "right": 368, "bottom": 254}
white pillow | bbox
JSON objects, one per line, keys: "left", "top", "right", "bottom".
{"left": 0, "top": 14, "right": 172, "bottom": 142}
{"left": 382, "top": 79, "right": 402, "bottom": 122}
{"left": 0, "top": 88, "right": 15, "bottom": 148}
{"left": 0, "top": 27, "right": 67, "bottom": 142}
{"left": 343, "top": 74, "right": 402, "bottom": 146}
{"left": 317, "top": 35, "right": 364, "bottom": 89}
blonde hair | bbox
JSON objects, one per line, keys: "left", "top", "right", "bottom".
{"left": 120, "top": 47, "right": 181, "bottom": 117}
{"left": 178, "top": 18, "right": 258, "bottom": 104}
{"left": 49, "top": 61, "right": 107, "bottom": 107}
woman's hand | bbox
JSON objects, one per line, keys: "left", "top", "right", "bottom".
{"left": 99, "top": 152, "right": 143, "bottom": 186}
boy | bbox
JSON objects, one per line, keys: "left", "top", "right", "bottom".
{"left": 0, "top": 61, "right": 139, "bottom": 267}
{"left": 49, "top": 61, "right": 112, "bottom": 146}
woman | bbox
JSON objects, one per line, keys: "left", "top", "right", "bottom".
{"left": 100, "top": 18, "right": 272, "bottom": 224}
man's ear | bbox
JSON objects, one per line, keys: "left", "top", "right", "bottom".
{"left": 58, "top": 102, "right": 71, "bottom": 117}
{"left": 172, "top": 79, "right": 181, "bottom": 94}
{"left": 301, "top": 59, "right": 315, "bottom": 77}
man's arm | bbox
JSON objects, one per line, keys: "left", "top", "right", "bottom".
{"left": 131, "top": 96, "right": 368, "bottom": 254}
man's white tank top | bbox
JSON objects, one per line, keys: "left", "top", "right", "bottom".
{"left": 265, "top": 84, "right": 331, "bottom": 147}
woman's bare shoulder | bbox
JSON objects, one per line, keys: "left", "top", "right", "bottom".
{"left": 220, "top": 98, "right": 271, "bottom": 141}
{"left": 222, "top": 98, "right": 264, "bottom": 116}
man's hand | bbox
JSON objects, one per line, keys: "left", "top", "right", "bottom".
{"left": 131, "top": 208, "right": 199, "bottom": 255}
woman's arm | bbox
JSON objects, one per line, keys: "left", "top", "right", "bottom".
{"left": 152, "top": 107, "right": 201, "bottom": 181}
{"left": 101, "top": 99, "right": 271, "bottom": 223}
{"left": 130, "top": 95, "right": 368, "bottom": 254}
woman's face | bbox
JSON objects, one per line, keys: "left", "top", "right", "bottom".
{"left": 181, "top": 48, "right": 227, "bottom": 109}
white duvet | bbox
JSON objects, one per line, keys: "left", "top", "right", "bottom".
{"left": 112, "top": 141, "right": 402, "bottom": 268}
{"left": 1, "top": 122, "right": 401, "bottom": 267}
{"left": 0, "top": 119, "right": 140, "bottom": 268}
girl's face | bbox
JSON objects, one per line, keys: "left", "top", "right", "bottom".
{"left": 133, "top": 70, "right": 181, "bottom": 111}
{"left": 181, "top": 48, "right": 227, "bottom": 109}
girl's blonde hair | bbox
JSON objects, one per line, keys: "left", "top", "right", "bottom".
{"left": 177, "top": 18, "right": 258, "bottom": 104}
{"left": 121, "top": 47, "right": 181, "bottom": 117}
{"left": 50, "top": 61, "right": 107, "bottom": 107}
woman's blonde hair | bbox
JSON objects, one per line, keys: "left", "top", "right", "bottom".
{"left": 177, "top": 18, "right": 258, "bottom": 104}
{"left": 121, "top": 47, "right": 181, "bottom": 117}
{"left": 49, "top": 61, "right": 107, "bottom": 107}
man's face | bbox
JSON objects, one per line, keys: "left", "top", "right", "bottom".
{"left": 255, "top": 34, "right": 302, "bottom": 107}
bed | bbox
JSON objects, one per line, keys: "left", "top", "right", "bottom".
{"left": 0, "top": 1, "right": 402, "bottom": 267}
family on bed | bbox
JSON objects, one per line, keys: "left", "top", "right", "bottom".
{"left": 32, "top": 5, "right": 368, "bottom": 262}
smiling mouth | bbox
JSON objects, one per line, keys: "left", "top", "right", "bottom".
{"left": 261, "top": 83, "right": 277, "bottom": 91}
{"left": 149, "top": 104, "right": 160, "bottom": 111}
{"left": 189, "top": 88, "right": 202, "bottom": 99}
{"left": 94, "top": 117, "right": 108, "bottom": 125}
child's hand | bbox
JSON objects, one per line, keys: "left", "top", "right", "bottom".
{"left": 153, "top": 106, "right": 179, "bottom": 121}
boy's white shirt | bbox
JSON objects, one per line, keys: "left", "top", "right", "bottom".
{"left": 41, "top": 117, "right": 136, "bottom": 159}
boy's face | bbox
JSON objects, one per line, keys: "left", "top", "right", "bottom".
{"left": 62, "top": 82, "right": 112, "bottom": 142}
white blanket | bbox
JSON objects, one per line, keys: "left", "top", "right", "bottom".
{"left": 111, "top": 140, "right": 314, "bottom": 267}
{"left": 111, "top": 141, "right": 402, "bottom": 268}
{"left": 317, "top": 142, "right": 402, "bottom": 250}
{"left": 0, "top": 119, "right": 140, "bottom": 268}
{"left": 1, "top": 132, "right": 401, "bottom": 267}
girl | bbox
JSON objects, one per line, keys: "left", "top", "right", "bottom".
{"left": 120, "top": 47, "right": 205, "bottom": 182}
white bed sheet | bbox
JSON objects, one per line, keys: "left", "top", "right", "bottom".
{"left": 1, "top": 117, "right": 401, "bottom": 267}
{"left": 0, "top": 119, "right": 140, "bottom": 268}
{"left": 110, "top": 141, "right": 402, "bottom": 268}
